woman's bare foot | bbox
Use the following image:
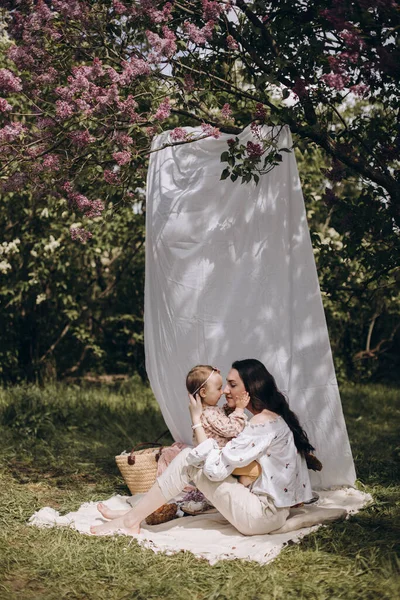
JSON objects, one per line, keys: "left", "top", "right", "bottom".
{"left": 90, "top": 514, "right": 140, "bottom": 536}
{"left": 97, "top": 502, "right": 129, "bottom": 520}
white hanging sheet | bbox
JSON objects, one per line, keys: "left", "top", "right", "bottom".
{"left": 145, "top": 125, "right": 356, "bottom": 489}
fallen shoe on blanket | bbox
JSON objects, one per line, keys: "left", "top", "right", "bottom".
{"left": 145, "top": 503, "right": 178, "bottom": 525}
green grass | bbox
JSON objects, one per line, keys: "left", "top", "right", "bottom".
{"left": 0, "top": 379, "right": 399, "bottom": 600}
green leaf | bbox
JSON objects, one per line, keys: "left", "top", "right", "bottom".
{"left": 220, "top": 168, "right": 230, "bottom": 180}
{"left": 220, "top": 151, "right": 230, "bottom": 162}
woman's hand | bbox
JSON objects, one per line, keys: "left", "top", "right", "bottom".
{"left": 188, "top": 393, "right": 203, "bottom": 424}
{"left": 234, "top": 391, "right": 251, "bottom": 410}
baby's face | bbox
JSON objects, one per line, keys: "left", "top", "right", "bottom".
{"left": 223, "top": 368, "right": 246, "bottom": 408}
{"left": 201, "top": 372, "right": 223, "bottom": 407}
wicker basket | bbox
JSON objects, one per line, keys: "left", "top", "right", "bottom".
{"left": 116, "top": 443, "right": 163, "bottom": 495}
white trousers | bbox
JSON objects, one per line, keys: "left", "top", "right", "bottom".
{"left": 157, "top": 448, "right": 289, "bottom": 536}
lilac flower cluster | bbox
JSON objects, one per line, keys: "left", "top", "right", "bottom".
{"left": 70, "top": 226, "right": 92, "bottom": 243}
{"left": 0, "top": 68, "right": 22, "bottom": 93}
{"left": 63, "top": 182, "right": 104, "bottom": 219}
{"left": 170, "top": 127, "right": 187, "bottom": 142}
{"left": 154, "top": 98, "right": 171, "bottom": 121}
{"left": 246, "top": 141, "right": 264, "bottom": 158}
{"left": 184, "top": 21, "right": 215, "bottom": 45}
{"left": 146, "top": 27, "right": 177, "bottom": 61}
{"left": 201, "top": 123, "right": 221, "bottom": 139}
{"left": 202, "top": 0, "right": 224, "bottom": 21}
{"left": 113, "top": 150, "right": 131, "bottom": 166}
{"left": 226, "top": 35, "right": 239, "bottom": 51}
{"left": 221, "top": 103, "right": 232, "bottom": 120}
{"left": 69, "top": 130, "right": 95, "bottom": 148}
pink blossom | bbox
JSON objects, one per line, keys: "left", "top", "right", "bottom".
{"left": 85, "top": 199, "right": 105, "bottom": 218}
{"left": 0, "top": 173, "right": 27, "bottom": 192}
{"left": 170, "top": 127, "right": 187, "bottom": 141}
{"left": 221, "top": 103, "right": 232, "bottom": 120}
{"left": 202, "top": 0, "right": 224, "bottom": 21}
{"left": 113, "top": 132, "right": 133, "bottom": 147}
{"left": 227, "top": 138, "right": 236, "bottom": 147}
{"left": 26, "top": 144, "right": 47, "bottom": 158}
{"left": 183, "top": 74, "right": 195, "bottom": 92}
{"left": 139, "top": 1, "right": 173, "bottom": 23}
{"left": 350, "top": 83, "right": 370, "bottom": 97}
{"left": 113, "top": 150, "right": 131, "bottom": 165}
{"left": 36, "top": 117, "right": 55, "bottom": 130}
{"left": 62, "top": 181, "right": 74, "bottom": 195}
{"left": 7, "top": 45, "right": 35, "bottom": 70}
{"left": 120, "top": 58, "right": 151, "bottom": 85}
{"left": 201, "top": 123, "right": 221, "bottom": 139}
{"left": 0, "top": 122, "right": 26, "bottom": 143}
{"left": 0, "top": 68, "right": 22, "bottom": 93}
{"left": 91, "top": 58, "right": 105, "bottom": 79}
{"left": 73, "top": 194, "right": 92, "bottom": 212}
{"left": 254, "top": 103, "right": 267, "bottom": 121}
{"left": 107, "top": 67, "right": 121, "bottom": 84}
{"left": 42, "top": 154, "right": 60, "bottom": 171}
{"left": 56, "top": 100, "right": 74, "bottom": 119}
{"left": 33, "top": 68, "right": 58, "bottom": 87}
{"left": 320, "top": 8, "right": 348, "bottom": 31}
{"left": 146, "top": 126, "right": 158, "bottom": 138}
{"left": 292, "top": 78, "right": 307, "bottom": 99}
{"left": 113, "top": 0, "right": 127, "bottom": 14}
{"left": 75, "top": 99, "right": 93, "bottom": 115}
{"left": 0, "top": 98, "right": 12, "bottom": 112}
{"left": 70, "top": 226, "right": 92, "bottom": 243}
{"left": 246, "top": 141, "right": 264, "bottom": 158}
{"left": 146, "top": 27, "right": 177, "bottom": 59}
{"left": 341, "top": 51, "right": 360, "bottom": 65}
{"left": 321, "top": 72, "right": 350, "bottom": 90}
{"left": 118, "top": 95, "right": 139, "bottom": 121}
{"left": 104, "top": 169, "right": 121, "bottom": 185}
{"left": 184, "top": 21, "right": 215, "bottom": 45}
{"left": 250, "top": 121, "right": 262, "bottom": 137}
{"left": 52, "top": 0, "right": 86, "bottom": 21}
{"left": 226, "top": 35, "right": 238, "bottom": 50}
{"left": 340, "top": 30, "right": 362, "bottom": 48}
{"left": 154, "top": 97, "right": 171, "bottom": 121}
{"left": 94, "top": 84, "right": 120, "bottom": 108}
{"left": 69, "top": 130, "right": 95, "bottom": 147}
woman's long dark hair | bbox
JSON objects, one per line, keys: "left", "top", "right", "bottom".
{"left": 232, "top": 359, "right": 315, "bottom": 456}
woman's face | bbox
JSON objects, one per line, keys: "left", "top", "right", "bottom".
{"left": 223, "top": 368, "right": 246, "bottom": 408}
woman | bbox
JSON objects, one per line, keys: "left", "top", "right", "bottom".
{"left": 91, "top": 359, "right": 314, "bottom": 536}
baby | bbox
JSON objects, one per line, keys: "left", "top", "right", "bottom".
{"left": 186, "top": 364, "right": 261, "bottom": 489}
{"left": 186, "top": 364, "right": 248, "bottom": 448}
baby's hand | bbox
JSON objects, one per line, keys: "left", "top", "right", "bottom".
{"left": 188, "top": 392, "right": 203, "bottom": 423}
{"left": 235, "top": 391, "right": 250, "bottom": 410}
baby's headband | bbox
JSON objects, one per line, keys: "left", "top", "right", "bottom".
{"left": 192, "top": 367, "right": 220, "bottom": 396}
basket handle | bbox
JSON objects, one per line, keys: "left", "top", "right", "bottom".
{"left": 127, "top": 429, "right": 170, "bottom": 466}
{"left": 127, "top": 442, "right": 164, "bottom": 466}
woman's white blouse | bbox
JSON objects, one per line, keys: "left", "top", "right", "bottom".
{"left": 187, "top": 416, "right": 313, "bottom": 508}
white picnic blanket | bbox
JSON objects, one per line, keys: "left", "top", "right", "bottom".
{"left": 29, "top": 488, "right": 372, "bottom": 565}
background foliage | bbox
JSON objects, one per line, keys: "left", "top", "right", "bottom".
{"left": 0, "top": 1, "right": 399, "bottom": 384}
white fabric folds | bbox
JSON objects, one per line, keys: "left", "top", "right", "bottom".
{"left": 145, "top": 125, "right": 356, "bottom": 489}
